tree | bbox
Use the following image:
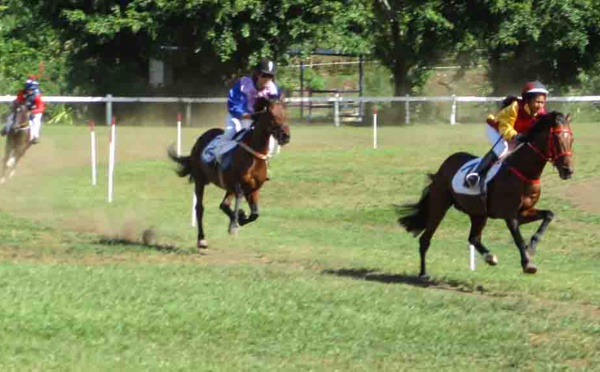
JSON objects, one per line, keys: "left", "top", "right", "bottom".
{"left": 462, "top": 0, "right": 600, "bottom": 95}
{"left": 371, "top": 0, "right": 467, "bottom": 96}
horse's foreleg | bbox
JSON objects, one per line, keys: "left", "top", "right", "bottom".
{"left": 468, "top": 215, "right": 497, "bottom": 266}
{"left": 505, "top": 218, "right": 537, "bottom": 274}
{"left": 238, "top": 191, "right": 259, "bottom": 226}
{"left": 228, "top": 184, "right": 244, "bottom": 235}
{"left": 518, "top": 208, "right": 554, "bottom": 256}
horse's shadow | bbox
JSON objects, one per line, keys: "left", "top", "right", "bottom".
{"left": 323, "top": 268, "right": 487, "bottom": 294}
{"left": 97, "top": 237, "right": 184, "bottom": 254}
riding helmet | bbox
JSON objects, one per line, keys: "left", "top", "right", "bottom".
{"left": 256, "top": 59, "right": 276, "bottom": 77}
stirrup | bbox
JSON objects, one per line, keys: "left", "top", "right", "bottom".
{"left": 464, "top": 173, "right": 480, "bottom": 188}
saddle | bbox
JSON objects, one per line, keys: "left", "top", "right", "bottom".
{"left": 452, "top": 157, "right": 503, "bottom": 196}
{"left": 201, "top": 128, "right": 251, "bottom": 171}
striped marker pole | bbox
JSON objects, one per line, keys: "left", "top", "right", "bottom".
{"left": 108, "top": 116, "right": 116, "bottom": 203}
{"left": 177, "top": 113, "right": 182, "bottom": 156}
{"left": 89, "top": 120, "right": 97, "bottom": 186}
{"left": 373, "top": 105, "right": 378, "bottom": 149}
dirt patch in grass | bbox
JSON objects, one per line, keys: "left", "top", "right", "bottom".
{"left": 561, "top": 178, "right": 600, "bottom": 214}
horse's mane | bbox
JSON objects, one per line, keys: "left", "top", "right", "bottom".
{"left": 529, "top": 111, "right": 567, "bottom": 135}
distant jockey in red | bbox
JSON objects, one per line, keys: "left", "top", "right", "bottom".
{"left": 464, "top": 81, "right": 548, "bottom": 188}
{"left": 2, "top": 78, "right": 46, "bottom": 144}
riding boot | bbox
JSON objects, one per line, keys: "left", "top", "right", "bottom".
{"left": 464, "top": 150, "right": 498, "bottom": 188}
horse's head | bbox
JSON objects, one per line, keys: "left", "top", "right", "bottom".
{"left": 527, "top": 111, "right": 574, "bottom": 180}
{"left": 11, "top": 103, "right": 30, "bottom": 132}
{"left": 254, "top": 96, "right": 290, "bottom": 146}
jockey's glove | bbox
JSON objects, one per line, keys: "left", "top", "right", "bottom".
{"left": 514, "top": 133, "right": 528, "bottom": 143}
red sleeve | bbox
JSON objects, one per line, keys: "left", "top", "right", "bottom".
{"left": 31, "top": 95, "right": 45, "bottom": 114}
{"left": 15, "top": 91, "right": 26, "bottom": 103}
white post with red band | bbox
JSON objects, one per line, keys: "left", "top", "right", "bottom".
{"left": 108, "top": 116, "right": 116, "bottom": 203}
{"left": 89, "top": 120, "right": 97, "bottom": 186}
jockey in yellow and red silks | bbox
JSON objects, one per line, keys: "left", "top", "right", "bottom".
{"left": 465, "top": 81, "right": 548, "bottom": 188}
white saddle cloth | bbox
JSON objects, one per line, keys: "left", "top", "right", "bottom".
{"left": 451, "top": 157, "right": 503, "bottom": 195}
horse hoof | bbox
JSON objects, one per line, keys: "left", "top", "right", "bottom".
{"left": 484, "top": 253, "right": 498, "bottom": 266}
{"left": 198, "top": 239, "right": 208, "bottom": 249}
{"left": 228, "top": 225, "right": 239, "bottom": 236}
{"left": 419, "top": 273, "right": 430, "bottom": 281}
{"left": 522, "top": 263, "right": 538, "bottom": 274}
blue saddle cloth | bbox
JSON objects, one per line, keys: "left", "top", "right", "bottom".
{"left": 200, "top": 128, "right": 250, "bottom": 171}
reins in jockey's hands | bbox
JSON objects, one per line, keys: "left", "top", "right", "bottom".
{"left": 514, "top": 133, "right": 529, "bottom": 143}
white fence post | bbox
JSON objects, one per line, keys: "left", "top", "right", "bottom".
{"left": 450, "top": 94, "right": 457, "bottom": 125}
{"left": 334, "top": 93, "right": 340, "bottom": 127}
{"left": 405, "top": 94, "right": 410, "bottom": 125}
{"left": 105, "top": 94, "right": 112, "bottom": 126}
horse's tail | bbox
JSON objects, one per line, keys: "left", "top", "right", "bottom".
{"left": 167, "top": 145, "right": 193, "bottom": 182}
{"left": 397, "top": 174, "right": 435, "bottom": 237}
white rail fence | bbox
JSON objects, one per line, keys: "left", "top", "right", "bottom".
{"left": 1, "top": 94, "right": 600, "bottom": 126}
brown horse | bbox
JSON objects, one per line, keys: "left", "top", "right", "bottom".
{"left": 1, "top": 103, "right": 32, "bottom": 184}
{"left": 398, "top": 111, "right": 574, "bottom": 277}
{"left": 169, "top": 97, "right": 290, "bottom": 249}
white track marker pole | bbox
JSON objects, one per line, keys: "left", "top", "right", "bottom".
{"left": 89, "top": 120, "right": 97, "bottom": 186}
{"left": 108, "top": 116, "right": 116, "bottom": 203}
{"left": 373, "top": 105, "right": 378, "bottom": 149}
{"left": 177, "top": 113, "right": 182, "bottom": 156}
{"left": 469, "top": 244, "right": 476, "bottom": 271}
{"left": 191, "top": 194, "right": 197, "bottom": 227}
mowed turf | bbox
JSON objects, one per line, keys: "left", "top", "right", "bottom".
{"left": 0, "top": 120, "right": 598, "bottom": 370}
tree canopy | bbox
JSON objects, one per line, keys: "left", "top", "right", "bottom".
{"left": 2, "top": 0, "right": 600, "bottom": 96}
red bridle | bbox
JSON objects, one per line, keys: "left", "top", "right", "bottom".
{"left": 526, "top": 125, "right": 573, "bottom": 164}
{"left": 508, "top": 125, "right": 573, "bottom": 184}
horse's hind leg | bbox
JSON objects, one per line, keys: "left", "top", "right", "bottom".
{"left": 418, "top": 185, "right": 453, "bottom": 279}
{"left": 468, "top": 215, "right": 498, "bottom": 266}
{"left": 194, "top": 179, "right": 208, "bottom": 250}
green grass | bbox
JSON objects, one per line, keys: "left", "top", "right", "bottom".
{"left": 0, "top": 121, "right": 598, "bottom": 370}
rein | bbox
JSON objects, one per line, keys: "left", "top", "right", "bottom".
{"left": 238, "top": 141, "right": 269, "bottom": 160}
{"left": 527, "top": 126, "right": 573, "bottom": 163}
{"left": 508, "top": 124, "right": 573, "bottom": 184}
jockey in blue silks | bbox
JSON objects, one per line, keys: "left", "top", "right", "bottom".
{"left": 215, "top": 59, "right": 280, "bottom": 164}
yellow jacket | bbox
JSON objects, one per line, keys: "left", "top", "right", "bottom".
{"left": 487, "top": 100, "right": 541, "bottom": 141}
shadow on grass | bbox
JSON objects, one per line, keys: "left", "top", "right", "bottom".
{"left": 323, "top": 268, "right": 487, "bottom": 294}
{"left": 97, "top": 237, "right": 186, "bottom": 254}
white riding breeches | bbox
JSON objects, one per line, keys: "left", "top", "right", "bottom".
{"left": 29, "top": 113, "right": 43, "bottom": 140}
{"left": 486, "top": 124, "right": 509, "bottom": 158}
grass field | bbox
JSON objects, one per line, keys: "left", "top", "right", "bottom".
{"left": 0, "top": 120, "right": 598, "bottom": 371}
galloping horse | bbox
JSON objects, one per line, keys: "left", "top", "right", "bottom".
{"left": 1, "top": 103, "right": 32, "bottom": 183}
{"left": 398, "top": 111, "right": 574, "bottom": 277}
{"left": 169, "top": 97, "right": 290, "bottom": 249}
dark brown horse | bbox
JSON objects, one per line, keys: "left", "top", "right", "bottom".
{"left": 398, "top": 111, "right": 574, "bottom": 277}
{"left": 1, "top": 103, "right": 32, "bottom": 184}
{"left": 169, "top": 97, "right": 290, "bottom": 249}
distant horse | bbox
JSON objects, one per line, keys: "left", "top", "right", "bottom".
{"left": 169, "top": 97, "right": 290, "bottom": 249}
{"left": 398, "top": 112, "right": 574, "bottom": 277}
{"left": 1, "top": 103, "right": 32, "bottom": 183}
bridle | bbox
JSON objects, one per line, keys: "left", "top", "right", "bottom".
{"left": 507, "top": 118, "right": 573, "bottom": 184}
{"left": 526, "top": 125, "right": 573, "bottom": 164}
